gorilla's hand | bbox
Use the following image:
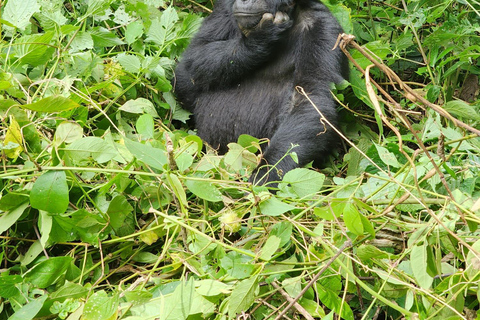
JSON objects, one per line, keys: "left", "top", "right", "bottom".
{"left": 243, "top": 11, "right": 293, "bottom": 39}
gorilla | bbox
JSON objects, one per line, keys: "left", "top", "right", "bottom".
{"left": 173, "top": 0, "right": 348, "bottom": 185}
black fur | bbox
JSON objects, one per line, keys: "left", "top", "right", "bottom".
{"left": 174, "top": 0, "right": 348, "bottom": 185}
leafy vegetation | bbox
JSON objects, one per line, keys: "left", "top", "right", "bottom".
{"left": 0, "top": 0, "right": 479, "bottom": 319}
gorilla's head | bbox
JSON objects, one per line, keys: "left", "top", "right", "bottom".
{"left": 232, "top": 0, "right": 294, "bottom": 32}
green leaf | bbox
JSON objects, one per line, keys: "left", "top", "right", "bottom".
{"left": 54, "top": 121, "right": 83, "bottom": 146}
{"left": 106, "top": 195, "right": 133, "bottom": 231}
{"left": 411, "top": 243, "right": 434, "bottom": 289}
{"left": 8, "top": 295, "right": 47, "bottom": 320}
{"left": 24, "top": 256, "right": 72, "bottom": 288}
{"left": 117, "top": 53, "right": 141, "bottom": 73}
{"left": 70, "top": 31, "right": 94, "bottom": 52}
{"left": 185, "top": 179, "right": 223, "bottom": 202}
{"left": 259, "top": 197, "right": 296, "bottom": 216}
{"left": 30, "top": 171, "right": 69, "bottom": 214}
{"left": 0, "top": 275, "right": 22, "bottom": 298}
{"left": 14, "top": 33, "right": 55, "bottom": 67}
{"left": 125, "top": 20, "right": 144, "bottom": 44}
{"left": 374, "top": 144, "right": 400, "bottom": 168}
{"left": 343, "top": 202, "right": 363, "bottom": 236}
{"left": 237, "top": 134, "right": 259, "bottom": 153}
{"left": 22, "top": 96, "right": 79, "bottom": 113}
{"left": 270, "top": 221, "right": 292, "bottom": 247}
{"left": 195, "top": 280, "right": 232, "bottom": 296}
{"left": 65, "top": 137, "right": 118, "bottom": 164}
{"left": 124, "top": 138, "right": 167, "bottom": 170}
{"left": 279, "top": 168, "right": 325, "bottom": 197}
{"left": 50, "top": 282, "right": 89, "bottom": 300}
{"left": 136, "top": 114, "right": 155, "bottom": 139}
{"left": 228, "top": 275, "right": 259, "bottom": 318}
{"left": 259, "top": 235, "right": 281, "bottom": 261}
{"left": 443, "top": 100, "right": 480, "bottom": 121}
{"left": 91, "top": 27, "right": 125, "bottom": 47}
{"left": 83, "top": 290, "right": 119, "bottom": 320}
{"left": 119, "top": 98, "right": 159, "bottom": 117}
{"left": 3, "top": 0, "right": 40, "bottom": 30}
{"left": 166, "top": 173, "right": 188, "bottom": 208}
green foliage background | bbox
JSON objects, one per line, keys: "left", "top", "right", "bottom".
{"left": 0, "top": 0, "right": 479, "bottom": 319}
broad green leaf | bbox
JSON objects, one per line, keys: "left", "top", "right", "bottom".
{"left": 91, "top": 27, "right": 125, "bottom": 47}
{"left": 270, "top": 221, "right": 292, "bottom": 247}
{"left": 4, "top": 116, "right": 23, "bottom": 159}
{"left": 374, "top": 144, "right": 400, "bottom": 168}
{"left": 343, "top": 202, "right": 363, "bottom": 236}
{"left": 117, "top": 53, "right": 141, "bottom": 73}
{"left": 54, "top": 121, "right": 83, "bottom": 146}
{"left": 237, "top": 134, "right": 259, "bottom": 153}
{"left": 22, "top": 96, "right": 79, "bottom": 113}
{"left": 70, "top": 31, "right": 94, "bottom": 52}
{"left": 125, "top": 20, "right": 144, "bottom": 44}
{"left": 185, "top": 179, "right": 223, "bottom": 202}
{"left": 30, "top": 171, "right": 69, "bottom": 214}
{"left": 195, "top": 280, "right": 232, "bottom": 296}
{"left": 165, "top": 279, "right": 194, "bottom": 320}
{"left": 0, "top": 275, "right": 22, "bottom": 298}
{"left": 106, "top": 195, "right": 133, "bottom": 231}
{"left": 466, "top": 239, "right": 480, "bottom": 280}
{"left": 259, "top": 197, "right": 296, "bottom": 216}
{"left": 443, "top": 100, "right": 480, "bottom": 121}
{"left": 83, "top": 290, "right": 119, "bottom": 320}
{"left": 119, "top": 98, "right": 159, "bottom": 117}
{"left": 50, "top": 282, "right": 89, "bottom": 300}
{"left": 66, "top": 137, "right": 118, "bottom": 164}
{"left": 259, "top": 235, "right": 281, "bottom": 261}
{"left": 411, "top": 243, "right": 434, "bottom": 289}
{"left": 279, "top": 168, "right": 325, "bottom": 197}
{"left": 3, "top": 0, "right": 40, "bottom": 30}
{"left": 14, "top": 33, "right": 55, "bottom": 67}
{"left": 228, "top": 275, "right": 259, "bottom": 318}
{"left": 24, "top": 256, "right": 72, "bottom": 288}
{"left": 136, "top": 114, "right": 155, "bottom": 139}
{"left": 124, "top": 139, "right": 167, "bottom": 170}
{"left": 8, "top": 295, "right": 47, "bottom": 320}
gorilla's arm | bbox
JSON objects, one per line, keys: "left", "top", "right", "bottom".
{"left": 174, "top": 0, "right": 292, "bottom": 97}
{"left": 252, "top": 5, "right": 347, "bottom": 185}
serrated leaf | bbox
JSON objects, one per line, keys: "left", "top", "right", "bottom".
{"left": 22, "top": 96, "right": 79, "bottom": 113}
{"left": 14, "top": 32, "right": 55, "bottom": 67}
{"left": 30, "top": 171, "right": 69, "bottom": 214}
{"left": 117, "top": 53, "right": 141, "bottom": 73}
{"left": 185, "top": 179, "right": 223, "bottom": 202}
{"left": 3, "top": 0, "right": 40, "bottom": 30}
{"left": 124, "top": 139, "right": 167, "bottom": 170}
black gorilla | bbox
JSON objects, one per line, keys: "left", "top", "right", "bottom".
{"left": 174, "top": 0, "right": 348, "bottom": 185}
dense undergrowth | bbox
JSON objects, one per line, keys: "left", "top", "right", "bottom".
{"left": 0, "top": 0, "right": 479, "bottom": 319}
